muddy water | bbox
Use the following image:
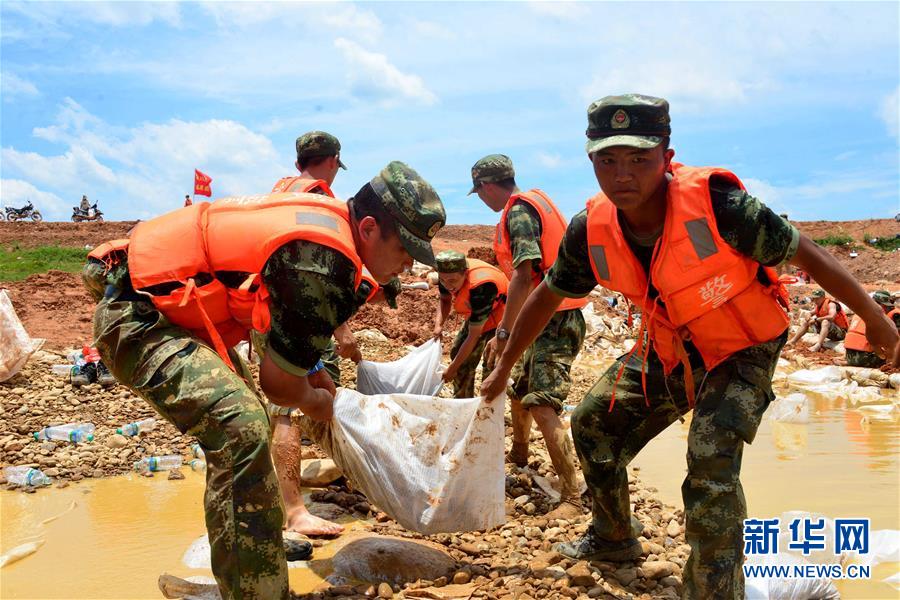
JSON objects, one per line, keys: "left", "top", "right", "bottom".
{"left": 632, "top": 381, "right": 899, "bottom": 599}
{"left": 1, "top": 471, "right": 360, "bottom": 598}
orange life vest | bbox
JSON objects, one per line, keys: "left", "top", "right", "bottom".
{"left": 845, "top": 308, "right": 899, "bottom": 352}
{"left": 271, "top": 176, "right": 334, "bottom": 197}
{"left": 106, "top": 193, "right": 365, "bottom": 369}
{"left": 585, "top": 165, "right": 790, "bottom": 405}
{"left": 451, "top": 258, "right": 509, "bottom": 332}
{"left": 493, "top": 189, "right": 589, "bottom": 313}
{"left": 816, "top": 297, "right": 849, "bottom": 330}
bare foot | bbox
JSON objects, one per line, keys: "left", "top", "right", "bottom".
{"left": 285, "top": 507, "right": 344, "bottom": 537}
{"left": 545, "top": 499, "right": 585, "bottom": 520}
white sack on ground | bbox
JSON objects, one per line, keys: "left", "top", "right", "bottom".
{"left": 329, "top": 388, "right": 505, "bottom": 534}
{"left": 787, "top": 366, "right": 843, "bottom": 386}
{"left": 0, "top": 290, "right": 45, "bottom": 382}
{"left": 356, "top": 338, "right": 443, "bottom": 396}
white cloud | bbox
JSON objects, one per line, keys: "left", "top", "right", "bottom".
{"left": 200, "top": 2, "right": 381, "bottom": 43}
{"left": 410, "top": 19, "right": 456, "bottom": 41}
{"left": 536, "top": 152, "right": 564, "bottom": 169}
{"left": 1, "top": 72, "right": 39, "bottom": 100}
{"left": 0, "top": 179, "right": 67, "bottom": 219}
{"left": 4, "top": 1, "right": 181, "bottom": 28}
{"left": 742, "top": 174, "right": 898, "bottom": 220}
{"left": 334, "top": 38, "right": 438, "bottom": 106}
{"left": 528, "top": 2, "right": 589, "bottom": 20}
{"left": 2, "top": 100, "right": 285, "bottom": 219}
{"left": 879, "top": 87, "right": 899, "bottom": 138}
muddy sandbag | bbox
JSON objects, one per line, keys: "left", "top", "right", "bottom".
{"left": 0, "top": 289, "right": 45, "bottom": 381}
{"left": 303, "top": 389, "right": 505, "bottom": 534}
{"left": 357, "top": 338, "right": 443, "bottom": 396}
{"left": 787, "top": 366, "right": 843, "bottom": 386}
{"left": 840, "top": 367, "right": 890, "bottom": 388}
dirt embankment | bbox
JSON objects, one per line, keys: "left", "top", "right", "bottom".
{"left": 0, "top": 221, "right": 137, "bottom": 250}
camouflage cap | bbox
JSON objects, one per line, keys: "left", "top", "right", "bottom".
{"left": 585, "top": 94, "right": 671, "bottom": 155}
{"left": 811, "top": 289, "right": 825, "bottom": 298}
{"left": 370, "top": 161, "right": 446, "bottom": 267}
{"left": 872, "top": 290, "right": 893, "bottom": 307}
{"left": 468, "top": 154, "right": 515, "bottom": 195}
{"left": 295, "top": 130, "right": 347, "bottom": 169}
{"left": 435, "top": 250, "right": 467, "bottom": 274}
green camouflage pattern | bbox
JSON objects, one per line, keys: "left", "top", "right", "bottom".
{"left": 468, "top": 154, "right": 515, "bottom": 193}
{"left": 380, "top": 276, "right": 402, "bottom": 309}
{"left": 506, "top": 202, "right": 544, "bottom": 271}
{"left": 814, "top": 319, "right": 846, "bottom": 341}
{"left": 872, "top": 290, "right": 894, "bottom": 307}
{"left": 435, "top": 249, "right": 467, "bottom": 273}
{"left": 83, "top": 261, "right": 289, "bottom": 600}
{"left": 295, "top": 130, "right": 346, "bottom": 169}
{"left": 449, "top": 323, "right": 496, "bottom": 398}
{"left": 369, "top": 161, "right": 446, "bottom": 266}
{"left": 263, "top": 241, "right": 363, "bottom": 376}
{"left": 511, "top": 308, "right": 586, "bottom": 412}
{"left": 811, "top": 289, "right": 825, "bottom": 298}
{"left": 845, "top": 349, "right": 885, "bottom": 368}
{"left": 256, "top": 333, "right": 342, "bottom": 419}
{"left": 547, "top": 189, "right": 799, "bottom": 299}
{"left": 585, "top": 94, "right": 670, "bottom": 155}
{"left": 569, "top": 332, "right": 787, "bottom": 599}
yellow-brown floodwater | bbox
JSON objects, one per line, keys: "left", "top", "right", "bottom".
{"left": 1, "top": 470, "right": 358, "bottom": 599}
{"left": 633, "top": 383, "right": 899, "bottom": 599}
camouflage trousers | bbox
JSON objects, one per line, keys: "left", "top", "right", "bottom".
{"left": 845, "top": 348, "right": 885, "bottom": 368}
{"left": 511, "top": 308, "right": 586, "bottom": 412}
{"left": 83, "top": 260, "right": 288, "bottom": 600}
{"left": 449, "top": 322, "right": 495, "bottom": 398}
{"left": 570, "top": 332, "right": 787, "bottom": 600}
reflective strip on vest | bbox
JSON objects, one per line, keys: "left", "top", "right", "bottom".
{"left": 684, "top": 218, "right": 718, "bottom": 260}
{"left": 589, "top": 245, "right": 610, "bottom": 281}
{"left": 296, "top": 211, "right": 339, "bottom": 230}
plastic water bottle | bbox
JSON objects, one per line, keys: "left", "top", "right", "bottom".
{"left": 134, "top": 455, "right": 183, "bottom": 473}
{"left": 117, "top": 418, "right": 157, "bottom": 437}
{"left": 33, "top": 423, "right": 95, "bottom": 443}
{"left": 4, "top": 466, "right": 52, "bottom": 487}
{"left": 189, "top": 459, "right": 207, "bottom": 472}
{"left": 190, "top": 443, "right": 204, "bottom": 459}
{"left": 51, "top": 364, "right": 76, "bottom": 377}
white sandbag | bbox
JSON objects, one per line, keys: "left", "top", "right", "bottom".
{"left": 841, "top": 367, "right": 890, "bottom": 388}
{"left": 787, "top": 366, "right": 843, "bottom": 386}
{"left": 356, "top": 339, "right": 443, "bottom": 396}
{"left": 0, "top": 290, "right": 44, "bottom": 382}
{"left": 769, "top": 393, "right": 809, "bottom": 423}
{"left": 329, "top": 388, "right": 505, "bottom": 534}
{"left": 744, "top": 553, "right": 840, "bottom": 600}
{"left": 581, "top": 303, "right": 606, "bottom": 336}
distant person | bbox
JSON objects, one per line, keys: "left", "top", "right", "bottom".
{"left": 788, "top": 289, "right": 849, "bottom": 351}
{"left": 184, "top": 195, "right": 192, "bottom": 207}
{"left": 80, "top": 195, "right": 90, "bottom": 212}
{"left": 845, "top": 291, "right": 900, "bottom": 367}
{"left": 432, "top": 250, "right": 508, "bottom": 397}
{"left": 271, "top": 130, "right": 346, "bottom": 195}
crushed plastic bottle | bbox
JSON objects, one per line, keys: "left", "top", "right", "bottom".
{"left": 4, "top": 466, "right": 52, "bottom": 487}
{"left": 190, "top": 443, "right": 204, "bottom": 459}
{"left": 189, "top": 459, "right": 207, "bottom": 472}
{"left": 134, "top": 455, "right": 183, "bottom": 473}
{"left": 117, "top": 418, "right": 157, "bottom": 437}
{"left": 33, "top": 423, "right": 95, "bottom": 443}
{"left": 51, "top": 364, "right": 76, "bottom": 377}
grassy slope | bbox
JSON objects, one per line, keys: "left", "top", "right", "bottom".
{"left": 0, "top": 245, "right": 88, "bottom": 282}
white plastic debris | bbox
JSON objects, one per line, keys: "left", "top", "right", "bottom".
{"left": 787, "top": 366, "right": 843, "bottom": 386}
{"left": 357, "top": 338, "right": 443, "bottom": 396}
{"left": 0, "top": 289, "right": 45, "bottom": 381}
{"left": 769, "top": 393, "right": 809, "bottom": 424}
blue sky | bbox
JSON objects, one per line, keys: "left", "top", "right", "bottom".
{"left": 1, "top": 1, "right": 898, "bottom": 223}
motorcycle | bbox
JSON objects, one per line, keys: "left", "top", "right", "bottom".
{"left": 1, "top": 201, "right": 43, "bottom": 222}
{"left": 71, "top": 204, "right": 104, "bottom": 222}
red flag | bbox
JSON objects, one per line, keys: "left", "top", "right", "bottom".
{"left": 194, "top": 169, "right": 212, "bottom": 197}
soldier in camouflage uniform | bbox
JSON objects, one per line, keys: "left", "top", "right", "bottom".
{"left": 432, "top": 250, "right": 504, "bottom": 397}
{"left": 84, "top": 162, "right": 445, "bottom": 600}
{"left": 469, "top": 154, "right": 587, "bottom": 520}
{"left": 788, "top": 289, "right": 848, "bottom": 351}
{"left": 482, "top": 94, "right": 900, "bottom": 599}
{"left": 844, "top": 291, "right": 900, "bottom": 367}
